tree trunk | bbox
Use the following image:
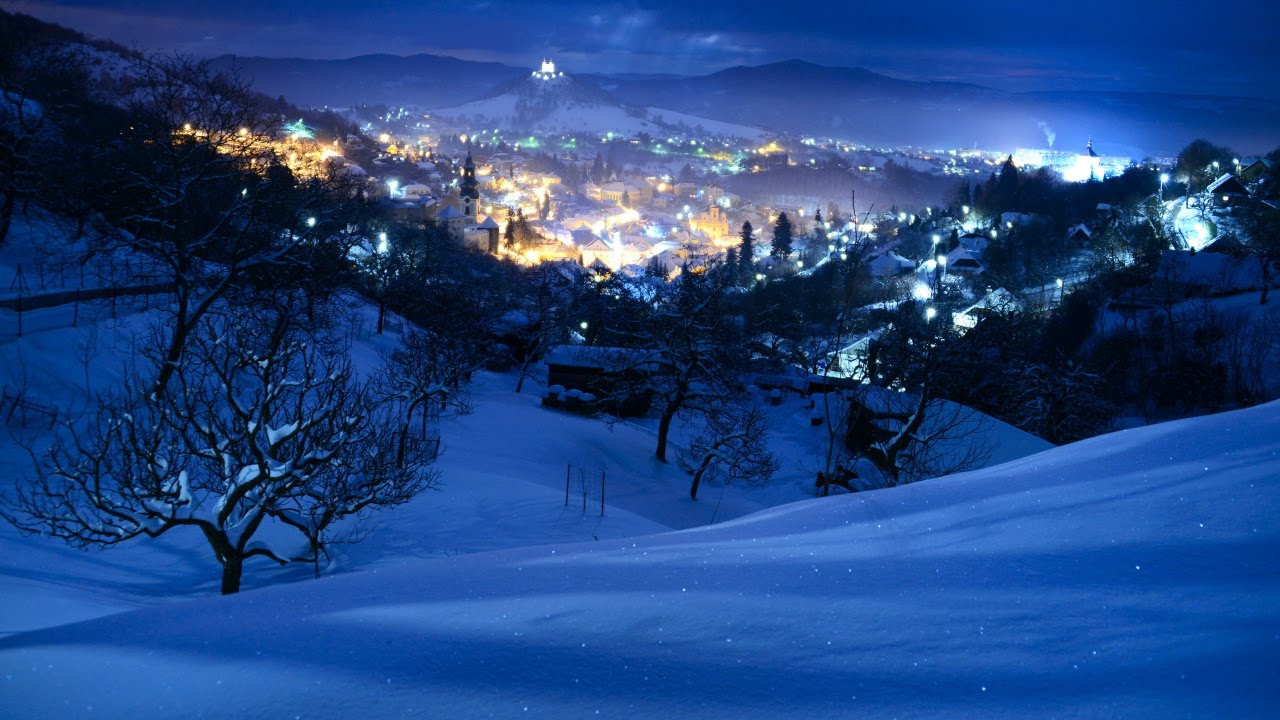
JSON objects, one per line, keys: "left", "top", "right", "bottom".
{"left": 0, "top": 189, "right": 16, "bottom": 247}
{"left": 655, "top": 406, "right": 677, "bottom": 463}
{"left": 221, "top": 554, "right": 244, "bottom": 595}
{"left": 515, "top": 356, "right": 531, "bottom": 393}
{"left": 689, "top": 455, "right": 714, "bottom": 500}
{"left": 1260, "top": 258, "right": 1271, "bottom": 305}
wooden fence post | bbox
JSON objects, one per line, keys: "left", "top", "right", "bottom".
{"left": 600, "top": 467, "right": 606, "bottom": 516}
{"left": 72, "top": 288, "right": 80, "bottom": 328}
{"left": 565, "top": 463, "right": 571, "bottom": 507}
{"left": 16, "top": 294, "right": 21, "bottom": 338}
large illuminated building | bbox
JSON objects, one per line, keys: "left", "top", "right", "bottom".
{"left": 1013, "top": 139, "right": 1130, "bottom": 183}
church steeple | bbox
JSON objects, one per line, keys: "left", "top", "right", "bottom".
{"left": 460, "top": 151, "right": 480, "bottom": 220}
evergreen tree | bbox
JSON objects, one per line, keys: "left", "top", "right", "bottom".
{"left": 996, "top": 156, "right": 1020, "bottom": 212}
{"left": 725, "top": 246, "right": 739, "bottom": 280}
{"left": 516, "top": 208, "right": 533, "bottom": 244}
{"left": 771, "top": 212, "right": 793, "bottom": 258}
{"left": 590, "top": 153, "right": 605, "bottom": 184}
{"left": 738, "top": 221, "right": 754, "bottom": 282}
{"left": 621, "top": 190, "right": 631, "bottom": 208}
{"left": 504, "top": 207, "right": 515, "bottom": 248}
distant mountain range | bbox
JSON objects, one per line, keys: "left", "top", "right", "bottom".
{"left": 217, "top": 54, "right": 1280, "bottom": 156}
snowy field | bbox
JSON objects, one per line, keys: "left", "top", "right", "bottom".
{"left": 0, "top": 394, "right": 1276, "bottom": 718}
{"left": 0, "top": 295, "right": 1276, "bottom": 718}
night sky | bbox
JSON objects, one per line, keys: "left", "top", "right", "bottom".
{"left": 13, "top": 0, "right": 1280, "bottom": 99}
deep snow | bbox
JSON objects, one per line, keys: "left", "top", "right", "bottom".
{"left": 1, "top": 392, "right": 1276, "bottom": 717}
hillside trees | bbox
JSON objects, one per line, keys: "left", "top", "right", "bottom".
{"left": 1238, "top": 199, "right": 1280, "bottom": 305}
{"left": 84, "top": 55, "right": 373, "bottom": 397}
{"left": 0, "top": 42, "right": 88, "bottom": 245}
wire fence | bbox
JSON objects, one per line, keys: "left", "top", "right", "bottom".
{"left": 564, "top": 461, "right": 607, "bottom": 516}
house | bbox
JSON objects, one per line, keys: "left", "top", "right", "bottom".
{"left": 543, "top": 345, "right": 653, "bottom": 417}
{"left": 869, "top": 252, "right": 916, "bottom": 278}
{"left": 1066, "top": 224, "right": 1092, "bottom": 245}
{"left": 1239, "top": 158, "right": 1272, "bottom": 184}
{"left": 436, "top": 204, "right": 466, "bottom": 242}
{"left": 577, "top": 235, "right": 617, "bottom": 269}
{"left": 945, "top": 246, "right": 985, "bottom": 274}
{"left": 1206, "top": 173, "right": 1250, "bottom": 208}
{"left": 954, "top": 288, "right": 1023, "bottom": 329}
{"left": 464, "top": 215, "right": 501, "bottom": 253}
{"left": 1155, "top": 249, "right": 1267, "bottom": 295}
{"left": 957, "top": 231, "right": 991, "bottom": 255}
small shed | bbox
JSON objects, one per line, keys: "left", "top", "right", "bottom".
{"left": 544, "top": 346, "right": 653, "bottom": 417}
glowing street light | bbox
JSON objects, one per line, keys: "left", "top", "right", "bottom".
{"left": 377, "top": 232, "right": 389, "bottom": 253}
{"left": 580, "top": 321, "right": 589, "bottom": 330}
{"left": 306, "top": 216, "right": 316, "bottom": 228}
{"left": 925, "top": 307, "right": 938, "bottom": 321}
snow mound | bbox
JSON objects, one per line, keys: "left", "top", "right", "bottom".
{"left": 3, "top": 400, "right": 1277, "bottom": 718}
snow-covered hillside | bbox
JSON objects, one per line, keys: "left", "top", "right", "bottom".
{"left": 438, "top": 73, "right": 765, "bottom": 140}
{"left": 2, "top": 387, "right": 1276, "bottom": 717}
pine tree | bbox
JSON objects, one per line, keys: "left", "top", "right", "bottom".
{"left": 504, "top": 207, "right": 516, "bottom": 248}
{"left": 590, "top": 153, "right": 605, "bottom": 184}
{"left": 771, "top": 212, "right": 793, "bottom": 258}
{"left": 516, "top": 208, "right": 532, "bottom": 245}
{"left": 621, "top": 190, "right": 631, "bottom": 208}
{"left": 738, "top": 221, "right": 754, "bottom": 282}
{"left": 725, "top": 246, "right": 739, "bottom": 280}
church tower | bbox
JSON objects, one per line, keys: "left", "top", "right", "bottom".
{"left": 460, "top": 152, "right": 480, "bottom": 221}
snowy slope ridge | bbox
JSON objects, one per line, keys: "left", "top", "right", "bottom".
{"left": 3, "top": 402, "right": 1277, "bottom": 718}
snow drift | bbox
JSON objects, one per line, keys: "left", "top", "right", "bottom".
{"left": 2, "top": 398, "right": 1277, "bottom": 718}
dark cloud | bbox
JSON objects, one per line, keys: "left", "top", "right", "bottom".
{"left": 12, "top": 0, "right": 1280, "bottom": 98}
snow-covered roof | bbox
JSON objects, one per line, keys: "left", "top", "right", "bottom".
{"left": 437, "top": 206, "right": 464, "bottom": 219}
{"left": 1206, "top": 173, "right": 1248, "bottom": 195}
{"left": 476, "top": 216, "right": 500, "bottom": 230}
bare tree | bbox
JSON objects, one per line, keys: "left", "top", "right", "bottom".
{"left": 612, "top": 264, "right": 743, "bottom": 463}
{"left": 680, "top": 400, "right": 779, "bottom": 500}
{"left": 2, "top": 308, "right": 438, "bottom": 595}
{"left": 510, "top": 263, "right": 573, "bottom": 394}
{"left": 382, "top": 327, "right": 482, "bottom": 468}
